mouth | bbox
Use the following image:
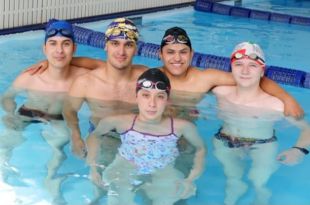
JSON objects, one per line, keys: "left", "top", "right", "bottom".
{"left": 54, "top": 56, "right": 66, "bottom": 61}
{"left": 146, "top": 110, "right": 157, "bottom": 115}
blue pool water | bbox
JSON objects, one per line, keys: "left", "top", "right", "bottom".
{"left": 0, "top": 5, "right": 310, "bottom": 205}
{"left": 221, "top": 0, "right": 310, "bottom": 17}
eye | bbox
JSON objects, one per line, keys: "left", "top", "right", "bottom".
{"left": 110, "top": 41, "right": 119, "bottom": 46}
{"left": 180, "top": 49, "right": 189, "bottom": 54}
{"left": 125, "top": 42, "right": 135, "bottom": 48}
{"left": 142, "top": 92, "right": 150, "bottom": 98}
{"left": 157, "top": 93, "right": 167, "bottom": 100}
{"left": 63, "top": 41, "right": 72, "bottom": 46}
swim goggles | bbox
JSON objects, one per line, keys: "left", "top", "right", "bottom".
{"left": 162, "top": 34, "right": 189, "bottom": 44}
{"left": 45, "top": 28, "right": 74, "bottom": 40}
{"left": 105, "top": 27, "right": 138, "bottom": 42}
{"left": 231, "top": 50, "right": 265, "bottom": 65}
{"left": 137, "top": 79, "right": 170, "bottom": 92}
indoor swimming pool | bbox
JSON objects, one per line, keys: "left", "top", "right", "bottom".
{"left": 0, "top": 2, "right": 310, "bottom": 205}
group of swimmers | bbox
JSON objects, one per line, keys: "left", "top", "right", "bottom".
{"left": 0, "top": 17, "right": 309, "bottom": 205}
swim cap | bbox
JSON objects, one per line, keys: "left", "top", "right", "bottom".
{"left": 105, "top": 18, "right": 139, "bottom": 42}
{"left": 136, "top": 69, "right": 171, "bottom": 96}
{"left": 45, "top": 20, "right": 75, "bottom": 43}
{"left": 160, "top": 27, "right": 192, "bottom": 50}
{"left": 231, "top": 42, "right": 265, "bottom": 66}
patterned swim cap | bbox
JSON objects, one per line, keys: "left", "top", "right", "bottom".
{"left": 231, "top": 42, "right": 265, "bottom": 66}
{"left": 105, "top": 18, "right": 139, "bottom": 42}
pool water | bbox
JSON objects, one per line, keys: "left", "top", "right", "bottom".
{"left": 221, "top": 0, "right": 310, "bottom": 17}
{"left": 0, "top": 5, "right": 310, "bottom": 205}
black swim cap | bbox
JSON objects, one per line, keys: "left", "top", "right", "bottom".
{"left": 136, "top": 69, "right": 171, "bottom": 95}
{"left": 160, "top": 27, "right": 192, "bottom": 50}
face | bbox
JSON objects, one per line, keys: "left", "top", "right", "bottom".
{"left": 105, "top": 39, "right": 137, "bottom": 70}
{"left": 43, "top": 36, "right": 76, "bottom": 69}
{"left": 231, "top": 58, "right": 265, "bottom": 88}
{"left": 136, "top": 89, "right": 168, "bottom": 122}
{"left": 160, "top": 44, "right": 193, "bottom": 77}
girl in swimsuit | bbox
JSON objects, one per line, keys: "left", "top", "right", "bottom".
{"left": 86, "top": 69, "right": 206, "bottom": 205}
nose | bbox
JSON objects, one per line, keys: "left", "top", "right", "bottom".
{"left": 149, "top": 95, "right": 156, "bottom": 108}
{"left": 118, "top": 44, "right": 126, "bottom": 55}
{"left": 241, "top": 65, "right": 250, "bottom": 74}
{"left": 174, "top": 52, "right": 181, "bottom": 61}
{"left": 56, "top": 43, "right": 64, "bottom": 53}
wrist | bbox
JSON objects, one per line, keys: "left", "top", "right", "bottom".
{"left": 292, "top": 146, "right": 309, "bottom": 155}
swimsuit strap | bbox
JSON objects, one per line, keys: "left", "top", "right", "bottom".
{"left": 130, "top": 115, "right": 139, "bottom": 130}
{"left": 170, "top": 117, "right": 175, "bottom": 134}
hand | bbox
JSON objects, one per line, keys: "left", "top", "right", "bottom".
{"left": 23, "top": 60, "right": 48, "bottom": 75}
{"left": 89, "top": 168, "right": 107, "bottom": 189}
{"left": 2, "top": 114, "right": 25, "bottom": 131}
{"left": 176, "top": 179, "right": 197, "bottom": 199}
{"left": 71, "top": 137, "right": 87, "bottom": 158}
{"left": 277, "top": 148, "right": 304, "bottom": 165}
{"left": 283, "top": 97, "right": 304, "bottom": 119}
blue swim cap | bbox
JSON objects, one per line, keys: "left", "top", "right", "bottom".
{"left": 45, "top": 20, "right": 75, "bottom": 43}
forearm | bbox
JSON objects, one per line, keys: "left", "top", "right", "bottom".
{"left": 186, "top": 147, "right": 206, "bottom": 182}
{"left": 71, "top": 57, "right": 102, "bottom": 70}
{"left": 63, "top": 107, "right": 82, "bottom": 141}
{"left": 294, "top": 129, "right": 310, "bottom": 150}
{"left": 1, "top": 97, "right": 17, "bottom": 114}
{"left": 260, "top": 77, "right": 290, "bottom": 101}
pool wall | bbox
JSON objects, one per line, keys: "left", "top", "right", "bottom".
{"left": 0, "top": 0, "right": 194, "bottom": 34}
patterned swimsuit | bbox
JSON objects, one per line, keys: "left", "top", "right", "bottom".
{"left": 118, "top": 116, "right": 180, "bottom": 175}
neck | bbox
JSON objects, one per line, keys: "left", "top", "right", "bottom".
{"left": 234, "top": 85, "right": 263, "bottom": 103}
{"left": 45, "top": 64, "right": 71, "bottom": 80}
{"left": 137, "top": 114, "right": 162, "bottom": 125}
{"left": 105, "top": 62, "right": 133, "bottom": 83}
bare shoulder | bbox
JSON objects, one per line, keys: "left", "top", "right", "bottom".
{"left": 70, "top": 65, "right": 91, "bottom": 77}
{"left": 212, "top": 85, "right": 235, "bottom": 96}
{"left": 261, "top": 93, "right": 284, "bottom": 112}
{"left": 173, "top": 117, "right": 196, "bottom": 131}
{"left": 12, "top": 71, "right": 36, "bottom": 88}
{"left": 132, "top": 64, "right": 148, "bottom": 74}
{"left": 100, "top": 114, "right": 134, "bottom": 132}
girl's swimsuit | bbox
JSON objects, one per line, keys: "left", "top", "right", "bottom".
{"left": 118, "top": 116, "right": 180, "bottom": 174}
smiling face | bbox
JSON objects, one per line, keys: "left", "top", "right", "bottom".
{"left": 231, "top": 58, "right": 265, "bottom": 88}
{"left": 136, "top": 88, "right": 169, "bottom": 122}
{"left": 43, "top": 36, "right": 76, "bottom": 69}
{"left": 105, "top": 39, "right": 136, "bottom": 70}
{"left": 160, "top": 43, "right": 193, "bottom": 77}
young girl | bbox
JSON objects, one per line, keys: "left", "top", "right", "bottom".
{"left": 86, "top": 69, "right": 206, "bottom": 205}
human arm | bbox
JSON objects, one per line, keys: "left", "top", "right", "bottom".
{"left": 1, "top": 74, "right": 29, "bottom": 130}
{"left": 277, "top": 118, "right": 310, "bottom": 165}
{"left": 63, "top": 77, "right": 89, "bottom": 158}
{"left": 202, "top": 69, "right": 235, "bottom": 90}
{"left": 179, "top": 121, "right": 206, "bottom": 199}
{"left": 260, "top": 77, "right": 304, "bottom": 119}
{"left": 86, "top": 117, "right": 119, "bottom": 188}
{"left": 23, "top": 57, "right": 103, "bottom": 75}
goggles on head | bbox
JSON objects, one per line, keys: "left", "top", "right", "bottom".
{"left": 137, "top": 79, "right": 170, "bottom": 93}
{"left": 231, "top": 50, "right": 265, "bottom": 66}
{"left": 162, "top": 34, "right": 189, "bottom": 45}
{"left": 105, "top": 27, "right": 138, "bottom": 42}
{"left": 45, "top": 28, "right": 74, "bottom": 41}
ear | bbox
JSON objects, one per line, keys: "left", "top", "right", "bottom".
{"left": 42, "top": 44, "right": 46, "bottom": 55}
{"left": 73, "top": 43, "right": 77, "bottom": 54}
{"left": 159, "top": 50, "right": 163, "bottom": 61}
